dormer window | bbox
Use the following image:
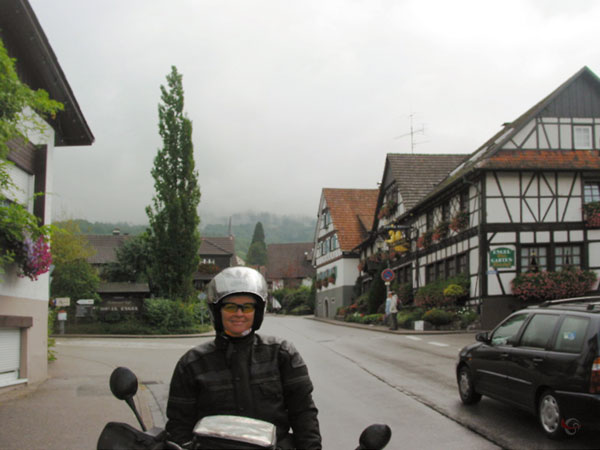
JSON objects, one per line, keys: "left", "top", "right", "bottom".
{"left": 574, "top": 125, "right": 592, "bottom": 149}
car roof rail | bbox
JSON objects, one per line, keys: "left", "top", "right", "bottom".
{"left": 539, "top": 296, "right": 600, "bottom": 308}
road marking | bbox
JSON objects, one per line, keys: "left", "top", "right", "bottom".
{"left": 428, "top": 341, "right": 449, "bottom": 347}
{"left": 405, "top": 336, "right": 422, "bottom": 341}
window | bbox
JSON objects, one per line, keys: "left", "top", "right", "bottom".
{"left": 574, "top": 125, "right": 592, "bottom": 149}
{"left": 458, "top": 253, "right": 468, "bottom": 274}
{"left": 426, "top": 264, "right": 435, "bottom": 283}
{"left": 584, "top": 181, "right": 600, "bottom": 203}
{"left": 442, "top": 202, "right": 450, "bottom": 222}
{"left": 520, "top": 314, "right": 559, "bottom": 349}
{"left": 491, "top": 313, "right": 528, "bottom": 346}
{"left": 460, "top": 189, "right": 469, "bottom": 212}
{"left": 521, "top": 246, "right": 547, "bottom": 272}
{"left": 321, "top": 210, "right": 331, "bottom": 229}
{"left": 555, "top": 245, "right": 581, "bottom": 270}
{"left": 447, "top": 258, "right": 456, "bottom": 278}
{"left": 436, "top": 261, "right": 445, "bottom": 280}
{"left": 331, "top": 234, "right": 339, "bottom": 251}
{"left": 552, "top": 316, "right": 589, "bottom": 353}
{"left": 426, "top": 211, "right": 434, "bottom": 231}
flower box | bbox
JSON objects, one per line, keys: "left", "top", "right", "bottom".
{"left": 449, "top": 211, "right": 469, "bottom": 232}
{"left": 584, "top": 202, "right": 600, "bottom": 228}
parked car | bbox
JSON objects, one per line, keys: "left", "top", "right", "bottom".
{"left": 456, "top": 296, "right": 600, "bottom": 439}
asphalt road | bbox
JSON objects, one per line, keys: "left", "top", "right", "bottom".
{"left": 53, "top": 315, "right": 600, "bottom": 449}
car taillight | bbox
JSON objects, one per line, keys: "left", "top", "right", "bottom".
{"left": 590, "top": 357, "right": 600, "bottom": 393}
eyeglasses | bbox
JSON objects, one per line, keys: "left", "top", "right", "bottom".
{"left": 221, "top": 303, "right": 256, "bottom": 313}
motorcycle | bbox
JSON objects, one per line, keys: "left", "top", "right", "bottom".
{"left": 98, "top": 367, "right": 392, "bottom": 450}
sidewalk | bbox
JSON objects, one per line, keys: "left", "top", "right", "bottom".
{"left": 0, "top": 350, "right": 155, "bottom": 450}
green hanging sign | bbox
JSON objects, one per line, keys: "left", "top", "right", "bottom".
{"left": 489, "top": 247, "right": 515, "bottom": 269}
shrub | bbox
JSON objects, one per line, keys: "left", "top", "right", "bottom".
{"left": 48, "top": 309, "right": 57, "bottom": 361}
{"left": 289, "top": 304, "right": 312, "bottom": 315}
{"left": 414, "top": 275, "right": 469, "bottom": 308}
{"left": 142, "top": 298, "right": 196, "bottom": 331}
{"left": 397, "top": 307, "right": 424, "bottom": 329}
{"left": 511, "top": 268, "right": 597, "bottom": 302}
{"left": 345, "top": 313, "right": 384, "bottom": 325}
{"left": 456, "top": 307, "right": 478, "bottom": 329}
{"left": 423, "top": 308, "right": 455, "bottom": 327}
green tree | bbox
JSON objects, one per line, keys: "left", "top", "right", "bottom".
{"left": 50, "top": 220, "right": 98, "bottom": 301}
{"left": 50, "top": 259, "right": 99, "bottom": 301}
{"left": 367, "top": 263, "right": 387, "bottom": 313}
{"left": 246, "top": 222, "right": 267, "bottom": 266}
{"left": 146, "top": 66, "right": 201, "bottom": 300}
{"left": 51, "top": 220, "right": 96, "bottom": 267}
{"left": 102, "top": 232, "right": 151, "bottom": 282}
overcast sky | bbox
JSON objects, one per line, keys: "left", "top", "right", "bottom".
{"left": 29, "top": 0, "right": 600, "bottom": 225}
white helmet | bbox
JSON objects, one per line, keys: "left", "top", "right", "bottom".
{"left": 206, "top": 266, "right": 268, "bottom": 332}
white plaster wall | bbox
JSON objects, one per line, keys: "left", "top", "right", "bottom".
{"left": 0, "top": 116, "right": 54, "bottom": 302}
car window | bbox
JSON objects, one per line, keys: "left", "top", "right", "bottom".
{"left": 490, "top": 313, "right": 528, "bottom": 346}
{"left": 552, "top": 316, "right": 590, "bottom": 354}
{"left": 519, "top": 314, "right": 559, "bottom": 349}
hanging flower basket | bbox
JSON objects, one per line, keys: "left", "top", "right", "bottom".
{"left": 449, "top": 211, "right": 469, "bottom": 232}
{"left": 1, "top": 202, "right": 52, "bottom": 281}
{"left": 584, "top": 202, "right": 600, "bottom": 228}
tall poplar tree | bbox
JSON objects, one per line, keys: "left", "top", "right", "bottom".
{"left": 146, "top": 66, "right": 201, "bottom": 300}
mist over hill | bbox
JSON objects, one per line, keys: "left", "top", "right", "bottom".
{"left": 70, "top": 212, "right": 316, "bottom": 259}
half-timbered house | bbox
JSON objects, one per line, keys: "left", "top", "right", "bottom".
{"left": 361, "top": 66, "right": 600, "bottom": 328}
{"left": 312, "top": 188, "right": 378, "bottom": 318}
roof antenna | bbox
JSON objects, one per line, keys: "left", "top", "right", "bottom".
{"left": 394, "top": 113, "right": 426, "bottom": 153}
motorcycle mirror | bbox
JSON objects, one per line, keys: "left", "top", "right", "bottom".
{"left": 357, "top": 424, "right": 392, "bottom": 450}
{"left": 109, "top": 367, "right": 147, "bottom": 432}
{"left": 109, "top": 367, "right": 138, "bottom": 400}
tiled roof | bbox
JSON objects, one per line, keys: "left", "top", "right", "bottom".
{"left": 323, "top": 188, "right": 379, "bottom": 251}
{"left": 387, "top": 154, "right": 468, "bottom": 210}
{"left": 86, "top": 234, "right": 131, "bottom": 265}
{"left": 480, "top": 149, "right": 600, "bottom": 170}
{"left": 266, "top": 243, "right": 315, "bottom": 280}
{"left": 199, "top": 236, "right": 235, "bottom": 255}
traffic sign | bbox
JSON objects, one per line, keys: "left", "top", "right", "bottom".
{"left": 381, "top": 268, "right": 395, "bottom": 282}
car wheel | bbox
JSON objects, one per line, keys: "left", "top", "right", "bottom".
{"left": 458, "top": 366, "right": 481, "bottom": 404}
{"left": 538, "top": 390, "right": 565, "bottom": 439}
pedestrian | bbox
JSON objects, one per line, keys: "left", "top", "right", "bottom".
{"left": 388, "top": 291, "right": 399, "bottom": 330}
{"left": 165, "top": 266, "right": 322, "bottom": 449}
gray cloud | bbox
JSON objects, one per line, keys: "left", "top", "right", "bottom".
{"left": 30, "top": 0, "right": 600, "bottom": 224}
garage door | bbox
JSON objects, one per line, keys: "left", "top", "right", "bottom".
{"left": 0, "top": 327, "right": 21, "bottom": 386}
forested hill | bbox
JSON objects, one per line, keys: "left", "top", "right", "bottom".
{"left": 71, "top": 212, "right": 316, "bottom": 259}
{"left": 202, "top": 212, "right": 316, "bottom": 259}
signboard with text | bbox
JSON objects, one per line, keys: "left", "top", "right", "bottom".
{"left": 489, "top": 247, "right": 515, "bottom": 269}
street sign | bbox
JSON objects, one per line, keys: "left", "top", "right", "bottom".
{"left": 55, "top": 297, "right": 70, "bottom": 307}
{"left": 381, "top": 268, "right": 395, "bottom": 282}
{"left": 77, "top": 299, "right": 95, "bottom": 305}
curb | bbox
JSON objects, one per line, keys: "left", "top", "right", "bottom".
{"left": 309, "top": 316, "right": 482, "bottom": 335}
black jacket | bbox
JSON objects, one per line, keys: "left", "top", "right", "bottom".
{"left": 165, "top": 332, "right": 321, "bottom": 449}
